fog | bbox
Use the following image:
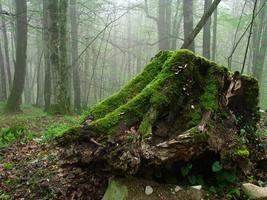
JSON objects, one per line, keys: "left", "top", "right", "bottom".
{"left": 0, "top": 0, "right": 267, "bottom": 113}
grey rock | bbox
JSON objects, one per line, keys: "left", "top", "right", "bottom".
{"left": 242, "top": 183, "right": 267, "bottom": 200}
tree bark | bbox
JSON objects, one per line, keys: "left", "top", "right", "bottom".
{"left": 171, "top": 0, "right": 182, "bottom": 50}
{"left": 212, "top": 8, "right": 218, "bottom": 61}
{"left": 58, "top": 0, "right": 70, "bottom": 114}
{"left": 70, "top": 0, "right": 81, "bottom": 112}
{"left": 183, "top": 0, "right": 195, "bottom": 51}
{"left": 203, "top": 0, "right": 212, "bottom": 59}
{"left": 252, "top": 0, "right": 267, "bottom": 81}
{"left": 0, "top": 40, "right": 7, "bottom": 101}
{"left": 57, "top": 50, "right": 261, "bottom": 176}
{"left": 5, "top": 0, "right": 28, "bottom": 112}
{"left": 157, "top": 0, "right": 172, "bottom": 50}
{"left": 181, "top": 0, "right": 221, "bottom": 50}
{"left": 0, "top": 3, "right": 12, "bottom": 90}
{"left": 43, "top": 0, "right": 52, "bottom": 111}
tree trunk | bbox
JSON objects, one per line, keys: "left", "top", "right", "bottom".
{"left": 203, "top": 0, "right": 212, "bottom": 59}
{"left": 57, "top": 50, "right": 261, "bottom": 177}
{"left": 252, "top": 0, "right": 267, "bottom": 81}
{"left": 183, "top": 0, "right": 195, "bottom": 51}
{"left": 157, "top": 0, "right": 172, "bottom": 50}
{"left": 48, "top": 0, "right": 60, "bottom": 110}
{"left": 43, "top": 0, "right": 52, "bottom": 111}
{"left": 212, "top": 8, "right": 217, "bottom": 61}
{"left": 181, "top": 0, "right": 221, "bottom": 50}
{"left": 171, "top": 0, "right": 182, "bottom": 50}
{"left": 5, "top": 0, "right": 27, "bottom": 112}
{"left": 0, "top": 40, "right": 7, "bottom": 101}
{"left": 58, "top": 0, "right": 70, "bottom": 114}
{"left": 70, "top": 0, "right": 81, "bottom": 112}
{"left": 0, "top": 3, "right": 12, "bottom": 90}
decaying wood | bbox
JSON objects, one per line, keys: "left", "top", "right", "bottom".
{"left": 56, "top": 50, "right": 261, "bottom": 176}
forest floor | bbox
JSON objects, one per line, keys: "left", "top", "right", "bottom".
{"left": 0, "top": 103, "right": 266, "bottom": 200}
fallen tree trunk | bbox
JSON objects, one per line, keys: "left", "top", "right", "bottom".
{"left": 57, "top": 50, "right": 262, "bottom": 176}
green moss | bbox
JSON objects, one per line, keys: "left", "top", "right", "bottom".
{"left": 241, "top": 75, "right": 260, "bottom": 130}
{"left": 87, "top": 50, "right": 197, "bottom": 135}
{"left": 138, "top": 116, "right": 152, "bottom": 137}
{"left": 188, "top": 107, "right": 202, "bottom": 128}
{"left": 102, "top": 179, "right": 128, "bottom": 200}
{"left": 199, "top": 67, "right": 221, "bottom": 112}
{"left": 63, "top": 49, "right": 259, "bottom": 146}
{"left": 2, "top": 162, "right": 14, "bottom": 170}
{"left": 233, "top": 146, "right": 250, "bottom": 157}
{"left": 188, "top": 127, "right": 209, "bottom": 143}
{"left": 81, "top": 51, "right": 172, "bottom": 121}
{"left": 150, "top": 90, "right": 169, "bottom": 106}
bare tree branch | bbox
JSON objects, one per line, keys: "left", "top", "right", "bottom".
{"left": 181, "top": 0, "right": 221, "bottom": 49}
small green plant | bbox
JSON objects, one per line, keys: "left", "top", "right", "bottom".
{"left": 0, "top": 192, "right": 12, "bottom": 200}
{"left": 212, "top": 161, "right": 223, "bottom": 172}
{"left": 211, "top": 161, "right": 237, "bottom": 187}
{"left": 180, "top": 164, "right": 204, "bottom": 186}
{"left": 0, "top": 125, "right": 26, "bottom": 148}
{"left": 226, "top": 188, "right": 241, "bottom": 198}
{"left": 2, "top": 162, "right": 14, "bottom": 170}
{"left": 181, "top": 163, "right": 192, "bottom": 176}
{"left": 41, "top": 124, "right": 73, "bottom": 143}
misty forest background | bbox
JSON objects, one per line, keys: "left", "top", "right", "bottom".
{"left": 0, "top": 0, "right": 267, "bottom": 114}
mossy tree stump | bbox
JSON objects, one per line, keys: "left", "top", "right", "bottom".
{"left": 57, "top": 50, "right": 263, "bottom": 176}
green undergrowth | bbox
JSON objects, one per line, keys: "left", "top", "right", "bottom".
{"left": 0, "top": 102, "right": 79, "bottom": 147}
{"left": 0, "top": 124, "right": 32, "bottom": 149}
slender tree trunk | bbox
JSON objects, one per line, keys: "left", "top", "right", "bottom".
{"left": 254, "top": 15, "right": 267, "bottom": 82}
{"left": 158, "top": 0, "right": 172, "bottom": 50}
{"left": 212, "top": 8, "right": 217, "bottom": 61}
{"left": 183, "top": 0, "right": 195, "bottom": 51}
{"left": 48, "top": 0, "right": 59, "bottom": 108}
{"left": 43, "top": 0, "right": 52, "bottom": 111}
{"left": 36, "top": 49, "right": 44, "bottom": 107}
{"left": 5, "top": 0, "right": 28, "bottom": 112}
{"left": 181, "top": 0, "right": 221, "bottom": 50}
{"left": 0, "top": 3, "right": 12, "bottom": 90}
{"left": 203, "top": 0, "right": 212, "bottom": 59}
{"left": 24, "top": 66, "right": 32, "bottom": 105}
{"left": 0, "top": 41, "right": 7, "bottom": 101}
{"left": 252, "top": 0, "right": 266, "bottom": 79}
{"left": 70, "top": 0, "right": 81, "bottom": 112}
{"left": 58, "top": 0, "right": 70, "bottom": 113}
{"left": 171, "top": 0, "right": 182, "bottom": 50}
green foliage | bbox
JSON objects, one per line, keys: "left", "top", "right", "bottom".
{"left": 180, "top": 163, "right": 204, "bottom": 186}
{"left": 212, "top": 161, "right": 223, "bottom": 172}
{"left": 2, "top": 162, "right": 14, "bottom": 170}
{"left": 138, "top": 116, "right": 152, "bottom": 137}
{"left": 212, "top": 161, "right": 238, "bottom": 187}
{"left": 181, "top": 163, "right": 192, "bottom": 176}
{"left": 41, "top": 123, "right": 75, "bottom": 143}
{"left": 226, "top": 188, "right": 241, "bottom": 198}
{"left": 0, "top": 125, "right": 26, "bottom": 148}
{"left": 233, "top": 146, "right": 250, "bottom": 157}
{"left": 0, "top": 192, "right": 12, "bottom": 200}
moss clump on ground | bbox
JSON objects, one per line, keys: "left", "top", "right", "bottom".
{"left": 233, "top": 146, "right": 250, "bottom": 157}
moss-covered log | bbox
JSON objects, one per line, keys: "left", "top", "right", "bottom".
{"left": 57, "top": 50, "right": 263, "bottom": 176}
